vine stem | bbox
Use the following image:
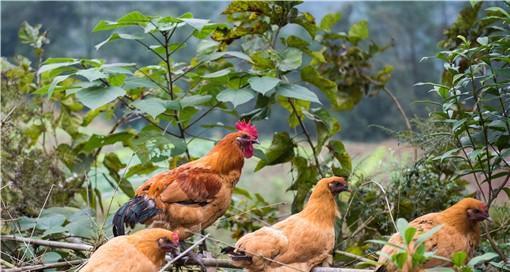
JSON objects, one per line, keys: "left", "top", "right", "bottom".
{"left": 288, "top": 98, "right": 324, "bottom": 178}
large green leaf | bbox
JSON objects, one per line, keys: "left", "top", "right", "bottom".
{"left": 277, "top": 48, "right": 302, "bottom": 72}
{"left": 248, "top": 76, "right": 280, "bottom": 96}
{"left": 327, "top": 140, "right": 352, "bottom": 177}
{"left": 275, "top": 83, "right": 321, "bottom": 104}
{"left": 75, "top": 68, "right": 107, "bottom": 81}
{"left": 348, "top": 20, "right": 369, "bottom": 44}
{"left": 75, "top": 86, "right": 125, "bottom": 109}
{"left": 180, "top": 95, "right": 212, "bottom": 108}
{"left": 201, "top": 68, "right": 232, "bottom": 78}
{"left": 320, "top": 12, "right": 341, "bottom": 32}
{"left": 255, "top": 132, "right": 295, "bottom": 171}
{"left": 93, "top": 11, "right": 150, "bottom": 32}
{"left": 301, "top": 65, "right": 349, "bottom": 109}
{"left": 132, "top": 96, "right": 167, "bottom": 118}
{"left": 217, "top": 88, "right": 255, "bottom": 108}
{"left": 203, "top": 51, "right": 253, "bottom": 63}
{"left": 288, "top": 156, "right": 318, "bottom": 212}
{"left": 95, "top": 33, "right": 145, "bottom": 50}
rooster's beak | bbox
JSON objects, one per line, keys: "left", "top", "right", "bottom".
{"left": 251, "top": 139, "right": 260, "bottom": 144}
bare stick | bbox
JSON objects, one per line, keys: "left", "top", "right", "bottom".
{"left": 288, "top": 98, "right": 324, "bottom": 178}
{"left": 2, "top": 236, "right": 93, "bottom": 251}
{"left": 159, "top": 234, "right": 210, "bottom": 272}
{"left": 3, "top": 259, "right": 85, "bottom": 272}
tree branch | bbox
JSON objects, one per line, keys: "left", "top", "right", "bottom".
{"left": 1, "top": 235, "right": 93, "bottom": 251}
{"left": 3, "top": 260, "right": 85, "bottom": 272}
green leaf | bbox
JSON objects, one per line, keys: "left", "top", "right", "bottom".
{"left": 467, "top": 252, "right": 498, "bottom": 267}
{"left": 255, "top": 132, "right": 295, "bottom": 171}
{"left": 204, "top": 51, "right": 253, "bottom": 63}
{"left": 348, "top": 20, "right": 369, "bottom": 43}
{"left": 217, "top": 88, "right": 255, "bottom": 108}
{"left": 132, "top": 96, "right": 167, "bottom": 118}
{"left": 416, "top": 224, "right": 443, "bottom": 245}
{"left": 82, "top": 132, "right": 133, "bottom": 153}
{"left": 75, "top": 86, "right": 125, "bottom": 109}
{"left": 392, "top": 252, "right": 408, "bottom": 269}
{"left": 48, "top": 75, "right": 71, "bottom": 97}
{"left": 276, "top": 84, "right": 321, "bottom": 104}
{"left": 95, "top": 33, "right": 145, "bottom": 50}
{"left": 66, "top": 217, "right": 96, "bottom": 239}
{"left": 181, "top": 18, "right": 209, "bottom": 31}
{"left": 123, "top": 77, "right": 159, "bottom": 89}
{"left": 180, "top": 95, "right": 212, "bottom": 108}
{"left": 404, "top": 226, "right": 417, "bottom": 245}
{"left": 277, "top": 48, "right": 302, "bottom": 72}
{"left": 38, "top": 60, "right": 79, "bottom": 74}
{"left": 320, "top": 12, "right": 341, "bottom": 32}
{"left": 451, "top": 251, "right": 468, "bottom": 266}
{"left": 396, "top": 218, "right": 409, "bottom": 241}
{"left": 75, "top": 68, "right": 107, "bottom": 81}
{"left": 248, "top": 76, "right": 280, "bottom": 96}
{"left": 476, "top": 36, "right": 488, "bottom": 45}
{"left": 93, "top": 11, "right": 150, "bottom": 32}
{"left": 300, "top": 65, "right": 338, "bottom": 107}
{"left": 201, "top": 68, "right": 232, "bottom": 78}
{"left": 42, "top": 252, "right": 61, "bottom": 263}
{"left": 327, "top": 140, "right": 352, "bottom": 177}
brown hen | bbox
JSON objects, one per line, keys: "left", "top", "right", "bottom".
{"left": 80, "top": 228, "right": 179, "bottom": 272}
{"left": 376, "top": 198, "right": 491, "bottom": 272}
{"left": 224, "top": 177, "right": 349, "bottom": 272}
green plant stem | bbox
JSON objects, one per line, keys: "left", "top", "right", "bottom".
{"left": 469, "top": 65, "right": 494, "bottom": 202}
{"left": 288, "top": 98, "right": 324, "bottom": 178}
{"left": 162, "top": 30, "right": 191, "bottom": 161}
{"left": 135, "top": 39, "right": 165, "bottom": 62}
{"left": 455, "top": 134, "right": 487, "bottom": 202}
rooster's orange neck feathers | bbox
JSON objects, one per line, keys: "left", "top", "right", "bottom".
{"left": 204, "top": 133, "right": 245, "bottom": 174}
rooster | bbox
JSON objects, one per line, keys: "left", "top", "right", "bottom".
{"left": 112, "top": 121, "right": 258, "bottom": 239}
{"left": 376, "top": 198, "right": 491, "bottom": 272}
{"left": 80, "top": 228, "right": 179, "bottom": 272}
{"left": 223, "top": 177, "right": 349, "bottom": 272}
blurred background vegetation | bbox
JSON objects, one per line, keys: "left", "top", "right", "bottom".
{"left": 2, "top": 1, "right": 466, "bottom": 141}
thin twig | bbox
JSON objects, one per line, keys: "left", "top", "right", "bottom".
{"left": 382, "top": 87, "right": 417, "bottom": 161}
{"left": 135, "top": 39, "right": 166, "bottom": 62}
{"left": 3, "top": 259, "right": 85, "bottom": 272}
{"left": 1, "top": 236, "right": 93, "bottom": 251}
{"left": 288, "top": 98, "right": 324, "bottom": 178}
{"left": 184, "top": 102, "right": 221, "bottom": 130}
{"left": 335, "top": 250, "right": 379, "bottom": 266}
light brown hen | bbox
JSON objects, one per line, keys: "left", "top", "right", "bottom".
{"left": 224, "top": 177, "right": 349, "bottom": 272}
{"left": 80, "top": 228, "right": 179, "bottom": 272}
{"left": 376, "top": 198, "right": 491, "bottom": 272}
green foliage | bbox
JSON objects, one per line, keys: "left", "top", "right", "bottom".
{"left": 368, "top": 218, "right": 445, "bottom": 271}
{"left": 2, "top": 1, "right": 392, "bottom": 267}
{"left": 424, "top": 2, "right": 510, "bottom": 208}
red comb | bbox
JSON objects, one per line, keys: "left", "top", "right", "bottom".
{"left": 172, "top": 232, "right": 179, "bottom": 243}
{"left": 235, "top": 120, "right": 258, "bottom": 140}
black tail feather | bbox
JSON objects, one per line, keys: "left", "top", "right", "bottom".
{"left": 112, "top": 196, "right": 159, "bottom": 236}
{"left": 221, "top": 246, "right": 252, "bottom": 262}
